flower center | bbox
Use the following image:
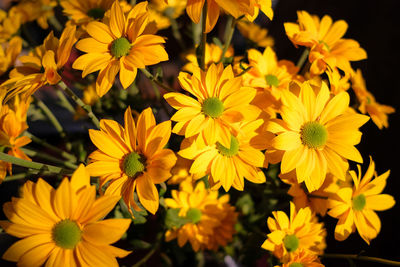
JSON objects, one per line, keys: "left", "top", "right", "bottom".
{"left": 123, "top": 152, "right": 145, "bottom": 178}
{"left": 186, "top": 208, "right": 202, "bottom": 224}
{"left": 216, "top": 136, "right": 239, "bottom": 157}
{"left": 300, "top": 121, "right": 328, "bottom": 149}
{"left": 352, "top": 194, "right": 366, "bottom": 211}
{"left": 283, "top": 234, "right": 299, "bottom": 252}
{"left": 202, "top": 97, "right": 224, "bottom": 118}
{"left": 289, "top": 263, "right": 304, "bottom": 267}
{"left": 52, "top": 220, "right": 82, "bottom": 249}
{"left": 87, "top": 8, "right": 105, "bottom": 20}
{"left": 319, "top": 40, "right": 330, "bottom": 51}
{"left": 111, "top": 37, "right": 131, "bottom": 59}
{"left": 265, "top": 74, "right": 279, "bottom": 87}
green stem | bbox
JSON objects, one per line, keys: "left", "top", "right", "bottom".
{"left": 322, "top": 254, "right": 400, "bottom": 266}
{"left": 3, "top": 173, "right": 27, "bottom": 182}
{"left": 34, "top": 95, "right": 66, "bottom": 138}
{"left": 139, "top": 68, "right": 174, "bottom": 92}
{"left": 132, "top": 240, "right": 161, "bottom": 267}
{"left": 48, "top": 16, "right": 63, "bottom": 32}
{"left": 24, "top": 132, "right": 77, "bottom": 162}
{"left": 56, "top": 89, "right": 76, "bottom": 113}
{"left": 0, "top": 152, "right": 71, "bottom": 175}
{"left": 58, "top": 81, "right": 100, "bottom": 129}
{"left": 20, "top": 148, "right": 78, "bottom": 170}
{"left": 296, "top": 48, "right": 310, "bottom": 68}
{"left": 199, "top": 1, "right": 208, "bottom": 70}
{"left": 218, "top": 16, "right": 236, "bottom": 64}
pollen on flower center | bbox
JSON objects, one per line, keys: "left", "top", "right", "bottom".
{"left": 87, "top": 8, "right": 105, "bottom": 20}
{"left": 283, "top": 234, "right": 299, "bottom": 252}
{"left": 123, "top": 152, "right": 145, "bottom": 178}
{"left": 352, "top": 194, "right": 366, "bottom": 211}
{"left": 186, "top": 208, "right": 202, "bottom": 224}
{"left": 216, "top": 136, "right": 240, "bottom": 157}
{"left": 111, "top": 37, "right": 131, "bottom": 59}
{"left": 202, "top": 97, "right": 224, "bottom": 118}
{"left": 265, "top": 74, "right": 280, "bottom": 87}
{"left": 300, "top": 121, "right": 328, "bottom": 149}
{"left": 289, "top": 263, "right": 304, "bottom": 267}
{"left": 52, "top": 219, "right": 82, "bottom": 249}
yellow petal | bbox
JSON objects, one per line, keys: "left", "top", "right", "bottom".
{"left": 86, "top": 21, "right": 115, "bottom": 43}
{"left": 366, "top": 194, "right": 395, "bottom": 211}
{"left": 136, "top": 174, "right": 159, "bottom": 214}
{"left": 83, "top": 219, "right": 131, "bottom": 245}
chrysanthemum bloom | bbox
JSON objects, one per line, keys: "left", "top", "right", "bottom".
{"left": 237, "top": 20, "right": 274, "bottom": 48}
{"left": 351, "top": 69, "right": 395, "bottom": 129}
{"left": 87, "top": 107, "right": 177, "bottom": 215}
{"left": 267, "top": 81, "right": 369, "bottom": 191}
{"left": 73, "top": 1, "right": 168, "bottom": 97}
{"left": 165, "top": 63, "right": 258, "bottom": 148}
{"left": 278, "top": 249, "right": 324, "bottom": 267}
{"left": 182, "top": 43, "right": 234, "bottom": 73}
{"left": 262, "top": 202, "right": 326, "bottom": 262}
{"left": 148, "top": 0, "right": 187, "bottom": 30}
{"left": 0, "top": 37, "right": 22, "bottom": 76}
{"left": 186, "top": 0, "right": 273, "bottom": 33}
{"left": 326, "top": 67, "right": 350, "bottom": 95}
{"left": 61, "top": 0, "right": 114, "bottom": 27}
{"left": 0, "top": 165, "right": 131, "bottom": 266}
{"left": 179, "top": 119, "right": 267, "bottom": 191}
{"left": 1, "top": 25, "right": 77, "bottom": 102}
{"left": 165, "top": 180, "right": 237, "bottom": 251}
{"left": 9, "top": 0, "right": 57, "bottom": 29}
{"left": 284, "top": 11, "right": 367, "bottom": 76}
{"left": 167, "top": 156, "right": 198, "bottom": 185}
{"left": 0, "top": 10, "right": 22, "bottom": 43}
{"left": 328, "top": 157, "right": 395, "bottom": 244}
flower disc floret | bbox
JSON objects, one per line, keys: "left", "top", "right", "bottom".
{"left": 216, "top": 136, "right": 239, "bottom": 157}
{"left": 186, "top": 208, "right": 202, "bottom": 224}
{"left": 300, "top": 121, "right": 328, "bottom": 149}
{"left": 283, "top": 234, "right": 299, "bottom": 252}
{"left": 202, "top": 97, "right": 224, "bottom": 118}
{"left": 111, "top": 37, "right": 131, "bottom": 59}
{"left": 289, "top": 263, "right": 304, "bottom": 267}
{"left": 265, "top": 74, "right": 279, "bottom": 87}
{"left": 123, "top": 152, "right": 145, "bottom": 178}
{"left": 87, "top": 8, "right": 106, "bottom": 19}
{"left": 52, "top": 219, "right": 82, "bottom": 249}
{"left": 352, "top": 194, "right": 366, "bottom": 211}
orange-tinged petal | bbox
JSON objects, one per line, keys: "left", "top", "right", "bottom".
{"left": 83, "top": 219, "right": 131, "bottom": 245}
{"left": 18, "top": 242, "right": 55, "bottom": 267}
{"left": 319, "top": 91, "right": 349, "bottom": 124}
{"left": 366, "top": 194, "right": 395, "bottom": 211}
{"left": 75, "top": 38, "right": 109, "bottom": 54}
{"left": 86, "top": 21, "right": 115, "bottom": 43}
{"left": 109, "top": 0, "right": 126, "bottom": 38}
{"left": 271, "top": 131, "right": 301, "bottom": 151}
{"left": 136, "top": 174, "right": 159, "bottom": 214}
{"left": 70, "top": 164, "right": 90, "bottom": 192}
{"left": 119, "top": 59, "right": 137, "bottom": 88}
{"left": 186, "top": 0, "right": 204, "bottom": 24}
{"left": 80, "top": 195, "right": 120, "bottom": 224}
{"left": 136, "top": 107, "right": 156, "bottom": 151}
{"left": 145, "top": 120, "right": 171, "bottom": 156}
{"left": 89, "top": 129, "right": 125, "bottom": 159}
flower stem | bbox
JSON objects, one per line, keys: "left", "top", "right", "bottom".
{"left": 139, "top": 68, "right": 174, "bottom": 92}
{"left": 322, "top": 254, "right": 400, "bottom": 266}
{"left": 34, "top": 95, "right": 66, "bottom": 138}
{"left": 218, "top": 16, "right": 236, "bottom": 64}
{"left": 58, "top": 81, "right": 100, "bottom": 129}
{"left": 132, "top": 233, "right": 162, "bottom": 267}
{"left": 199, "top": 1, "right": 208, "bottom": 70}
{"left": 296, "top": 48, "right": 310, "bottom": 68}
{"left": 56, "top": 89, "right": 76, "bottom": 113}
{"left": 20, "top": 148, "right": 78, "bottom": 170}
{"left": 3, "top": 173, "right": 27, "bottom": 182}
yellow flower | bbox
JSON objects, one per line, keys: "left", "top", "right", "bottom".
{"left": 261, "top": 202, "right": 326, "bottom": 262}
{"left": 1, "top": 25, "right": 77, "bottom": 102}
{"left": 237, "top": 20, "right": 274, "bottom": 48}
{"left": 165, "top": 180, "right": 237, "bottom": 251}
{"left": 61, "top": 0, "right": 115, "bottom": 27}
{"left": 328, "top": 157, "right": 395, "bottom": 244}
{"left": 182, "top": 43, "right": 234, "bottom": 73}
{"left": 0, "top": 37, "right": 22, "bottom": 76}
{"left": 0, "top": 9, "right": 22, "bottom": 43}
{"left": 284, "top": 11, "right": 367, "bottom": 75}
{"left": 148, "top": 0, "right": 187, "bottom": 30}
{"left": 326, "top": 67, "right": 350, "bottom": 95}
{"left": 168, "top": 156, "right": 197, "bottom": 185}
{"left": 0, "top": 165, "right": 131, "bottom": 266}
{"left": 186, "top": 0, "right": 273, "bottom": 33}
{"left": 278, "top": 249, "right": 324, "bottom": 267}
{"left": 267, "top": 81, "right": 369, "bottom": 192}
{"left": 164, "top": 63, "right": 258, "bottom": 148}
{"left": 73, "top": 1, "right": 169, "bottom": 97}
{"left": 87, "top": 107, "right": 177, "bottom": 215}
{"left": 74, "top": 82, "right": 100, "bottom": 120}
{"left": 179, "top": 119, "right": 267, "bottom": 191}
{"left": 351, "top": 69, "right": 395, "bottom": 129}
{"left": 10, "top": 0, "right": 57, "bottom": 29}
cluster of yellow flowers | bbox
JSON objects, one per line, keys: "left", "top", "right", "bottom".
{"left": 0, "top": 0, "right": 396, "bottom": 266}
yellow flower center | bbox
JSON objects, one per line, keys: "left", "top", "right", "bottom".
{"left": 265, "top": 74, "right": 279, "bottom": 87}
{"left": 186, "top": 208, "right": 202, "bottom": 224}
{"left": 111, "top": 37, "right": 131, "bottom": 59}
{"left": 123, "top": 152, "right": 145, "bottom": 178}
{"left": 216, "top": 136, "right": 240, "bottom": 157}
{"left": 289, "top": 263, "right": 304, "bottom": 267}
{"left": 52, "top": 219, "right": 82, "bottom": 249}
{"left": 283, "top": 234, "right": 299, "bottom": 252}
{"left": 352, "top": 194, "right": 366, "bottom": 211}
{"left": 300, "top": 121, "right": 328, "bottom": 149}
{"left": 87, "top": 8, "right": 105, "bottom": 20}
{"left": 202, "top": 97, "right": 224, "bottom": 118}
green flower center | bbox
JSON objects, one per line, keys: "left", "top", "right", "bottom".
{"left": 289, "top": 263, "right": 304, "bottom": 267}
{"left": 202, "top": 97, "right": 224, "bottom": 118}
{"left": 52, "top": 220, "right": 82, "bottom": 249}
{"left": 300, "top": 121, "right": 328, "bottom": 149}
{"left": 319, "top": 40, "right": 330, "bottom": 51}
{"left": 283, "top": 234, "right": 299, "bottom": 252}
{"left": 123, "top": 152, "right": 145, "bottom": 178}
{"left": 111, "top": 37, "right": 131, "bottom": 59}
{"left": 186, "top": 208, "right": 202, "bottom": 224}
{"left": 87, "top": 8, "right": 105, "bottom": 20}
{"left": 216, "top": 136, "right": 240, "bottom": 157}
{"left": 352, "top": 194, "right": 366, "bottom": 211}
{"left": 265, "top": 74, "right": 279, "bottom": 87}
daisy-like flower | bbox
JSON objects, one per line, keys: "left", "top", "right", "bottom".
{"left": 0, "top": 36, "right": 22, "bottom": 76}
{"left": 61, "top": 0, "right": 114, "bottom": 27}
{"left": 328, "top": 157, "right": 395, "bottom": 244}
{"left": 351, "top": 69, "right": 395, "bottom": 129}
{"left": 237, "top": 20, "right": 274, "bottom": 48}
{"left": 1, "top": 25, "right": 77, "bottom": 102}
{"left": 164, "top": 63, "right": 258, "bottom": 148}
{"left": 165, "top": 180, "right": 237, "bottom": 251}
{"left": 0, "top": 10, "right": 22, "bottom": 43}
{"left": 261, "top": 202, "right": 326, "bottom": 262}
{"left": 148, "top": 0, "right": 187, "bottom": 30}
{"left": 9, "top": 0, "right": 57, "bottom": 29}
{"left": 179, "top": 119, "right": 268, "bottom": 191}
{"left": 0, "top": 165, "right": 131, "bottom": 266}
{"left": 284, "top": 11, "right": 367, "bottom": 76}
{"left": 167, "top": 156, "right": 198, "bottom": 185}
{"left": 72, "top": 1, "right": 169, "bottom": 97}
{"left": 87, "top": 107, "right": 177, "bottom": 215}
{"left": 278, "top": 249, "right": 324, "bottom": 267}
{"left": 326, "top": 67, "right": 350, "bottom": 95}
{"left": 267, "top": 81, "right": 370, "bottom": 192}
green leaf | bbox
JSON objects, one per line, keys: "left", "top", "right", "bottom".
{"left": 165, "top": 208, "right": 190, "bottom": 229}
{"left": 236, "top": 193, "right": 254, "bottom": 215}
{"left": 130, "top": 239, "right": 152, "bottom": 249}
{"left": 213, "top": 37, "right": 223, "bottom": 49}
